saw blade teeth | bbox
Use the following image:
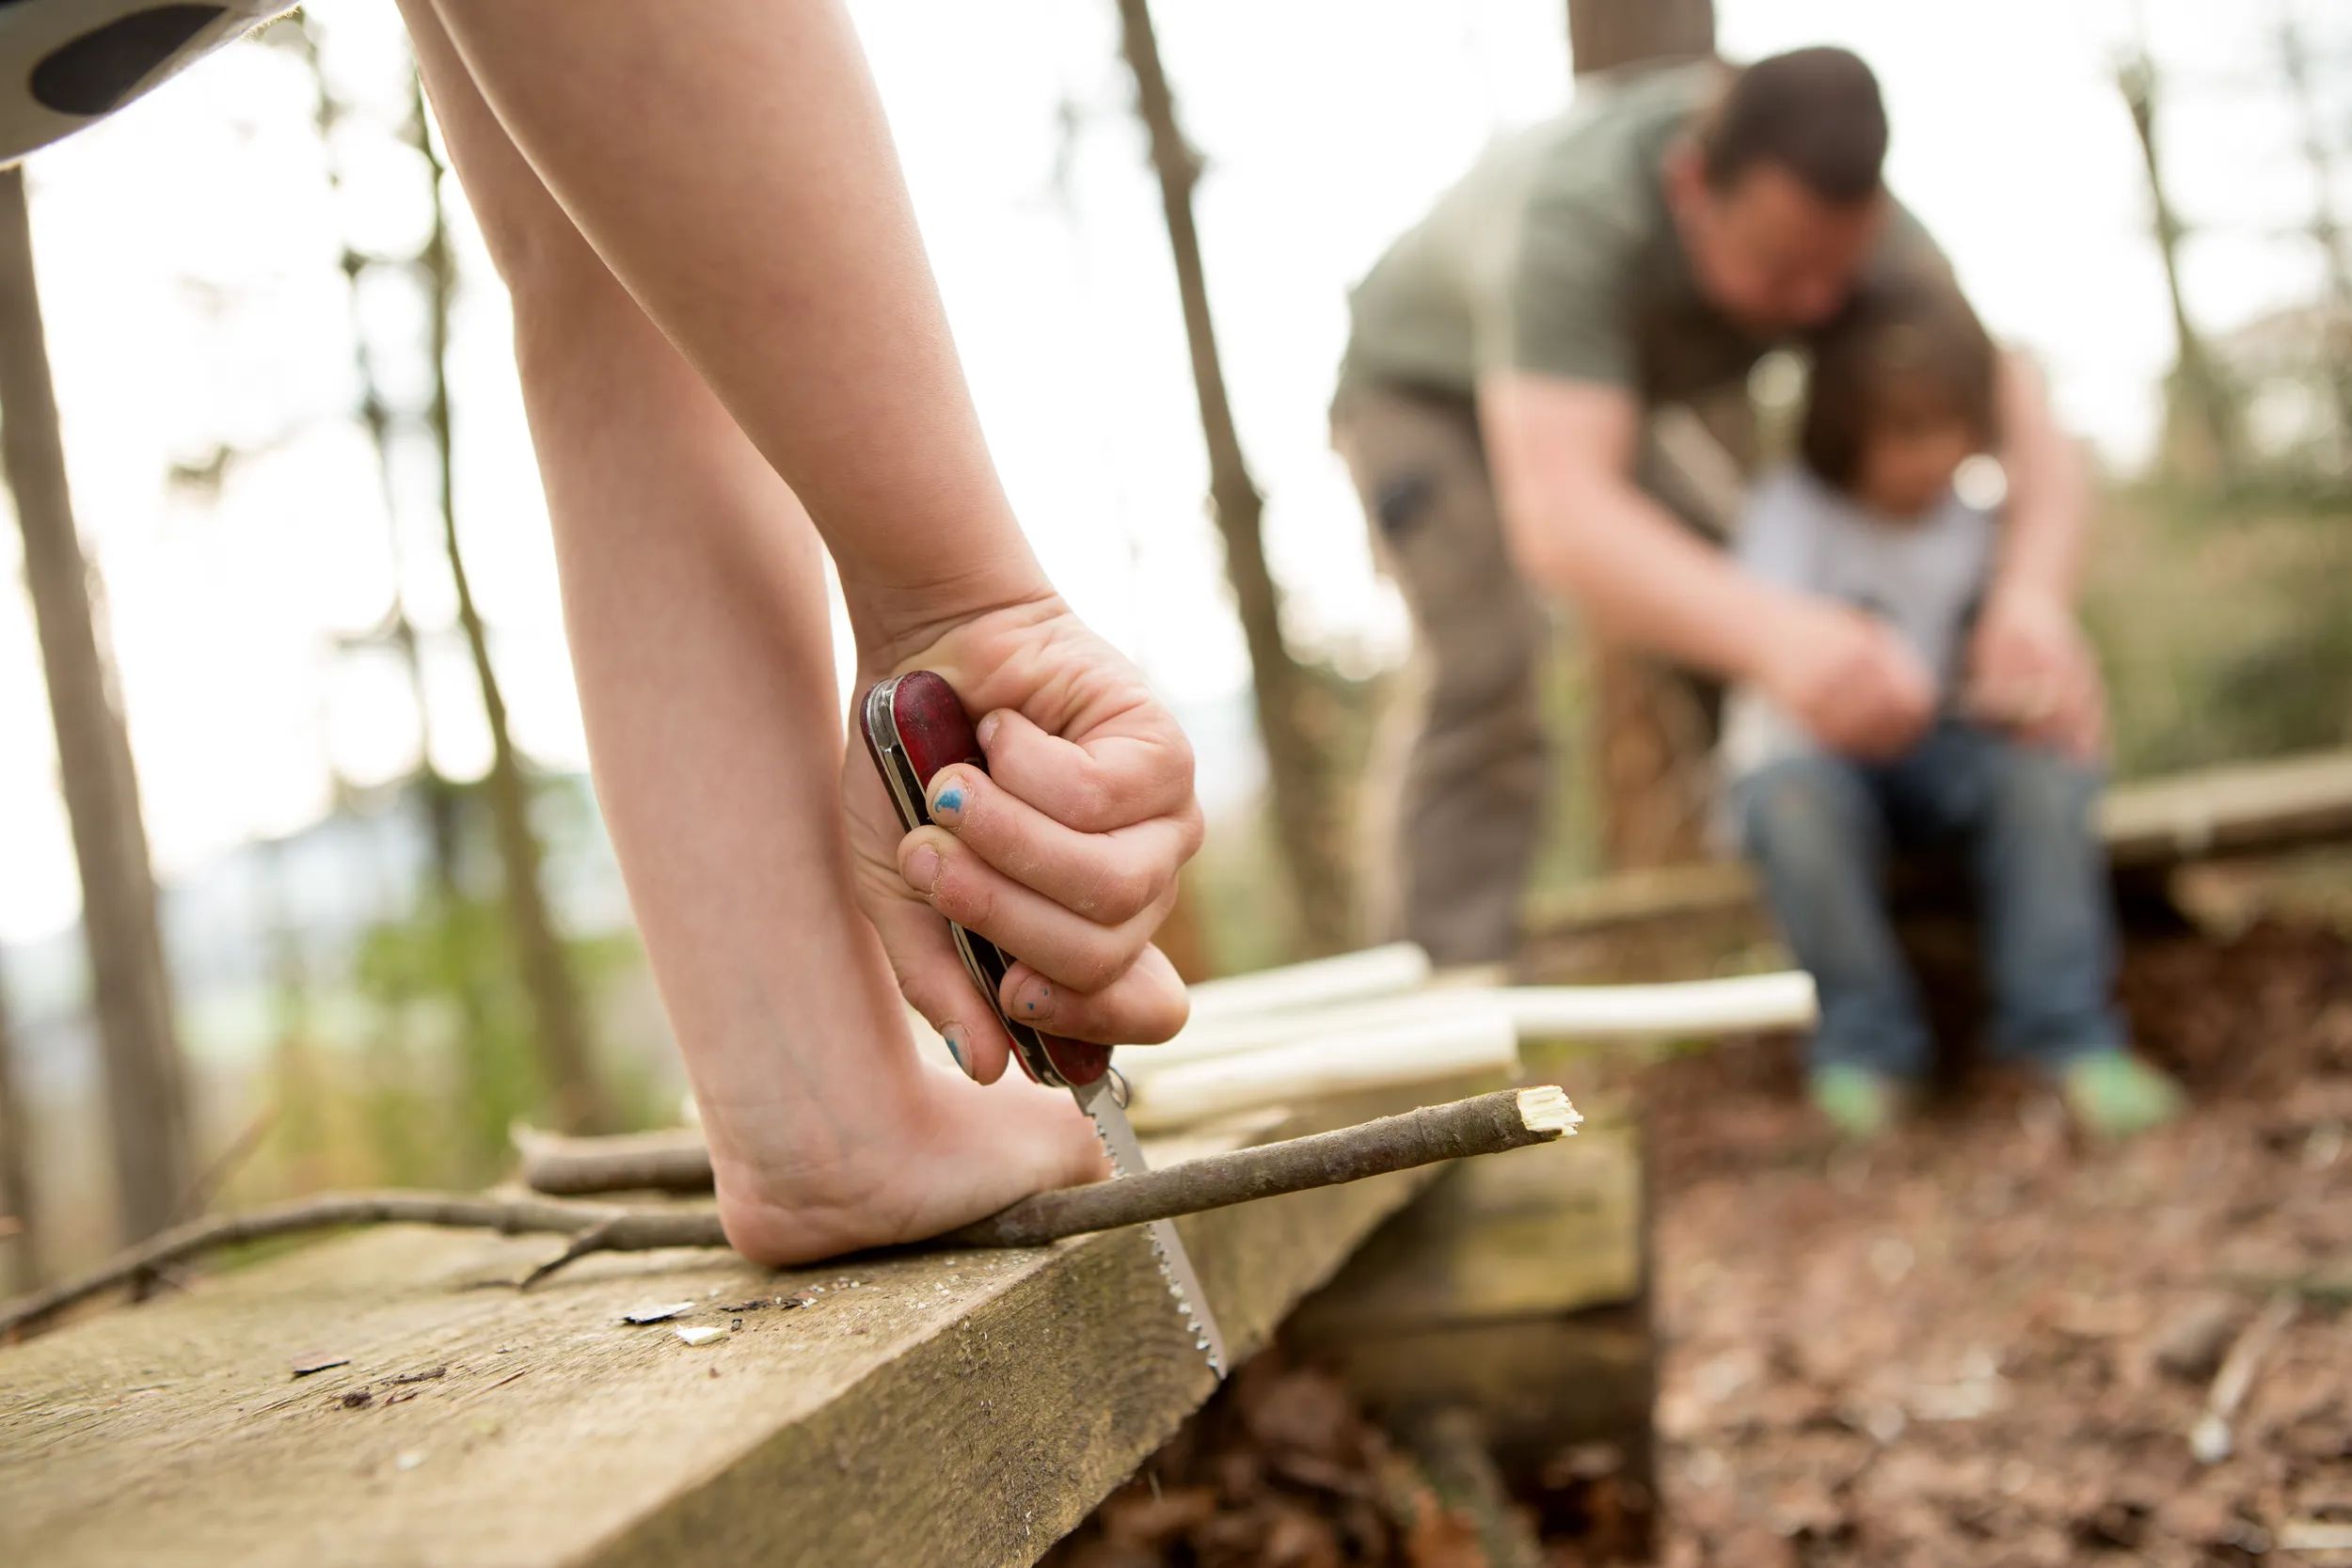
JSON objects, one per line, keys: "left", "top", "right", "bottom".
{"left": 1142, "top": 1227, "right": 1223, "bottom": 1374}
{"left": 1079, "top": 1087, "right": 1228, "bottom": 1376}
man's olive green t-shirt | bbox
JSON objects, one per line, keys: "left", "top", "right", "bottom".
{"left": 1340, "top": 61, "right": 1943, "bottom": 407}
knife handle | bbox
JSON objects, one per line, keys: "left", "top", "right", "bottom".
{"left": 858, "top": 671, "right": 1113, "bottom": 1089}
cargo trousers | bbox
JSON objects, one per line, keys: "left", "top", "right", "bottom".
{"left": 1331, "top": 381, "right": 1740, "bottom": 964}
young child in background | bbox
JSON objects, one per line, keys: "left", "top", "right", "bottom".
{"left": 1721, "top": 274, "right": 2184, "bottom": 1140}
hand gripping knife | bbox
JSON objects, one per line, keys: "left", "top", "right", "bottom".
{"left": 861, "top": 671, "right": 1228, "bottom": 1375}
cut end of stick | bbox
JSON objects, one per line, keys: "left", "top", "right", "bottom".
{"left": 1515, "top": 1085, "right": 1581, "bottom": 1137}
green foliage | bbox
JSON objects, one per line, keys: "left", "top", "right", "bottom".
{"left": 352, "top": 892, "right": 541, "bottom": 1184}
{"left": 245, "top": 781, "right": 670, "bottom": 1197}
{"left": 2086, "top": 483, "right": 2352, "bottom": 778}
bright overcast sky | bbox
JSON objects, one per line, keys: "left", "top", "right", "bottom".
{"left": 0, "top": 0, "right": 2341, "bottom": 942}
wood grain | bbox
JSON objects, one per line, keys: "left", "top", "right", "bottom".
{"left": 0, "top": 1079, "right": 1497, "bottom": 1568}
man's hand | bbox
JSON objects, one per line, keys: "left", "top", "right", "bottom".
{"left": 1760, "top": 597, "right": 1937, "bottom": 760}
{"left": 1963, "top": 582, "right": 2106, "bottom": 761}
{"left": 845, "top": 595, "right": 1202, "bottom": 1086}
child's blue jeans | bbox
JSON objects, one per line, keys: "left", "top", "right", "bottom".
{"left": 1732, "top": 721, "right": 2126, "bottom": 1081}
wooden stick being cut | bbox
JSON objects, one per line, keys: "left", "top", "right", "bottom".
{"left": 942, "top": 1085, "right": 1576, "bottom": 1247}
{"left": 1, "top": 1087, "right": 1575, "bottom": 1339}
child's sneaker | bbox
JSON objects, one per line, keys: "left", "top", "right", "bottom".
{"left": 2059, "top": 1051, "right": 2185, "bottom": 1138}
{"left": 1809, "top": 1063, "right": 1911, "bottom": 1141}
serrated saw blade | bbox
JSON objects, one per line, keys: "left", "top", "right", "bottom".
{"left": 1073, "top": 1076, "right": 1227, "bottom": 1376}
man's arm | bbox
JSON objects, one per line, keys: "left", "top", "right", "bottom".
{"left": 1963, "top": 351, "right": 2106, "bottom": 757}
{"left": 1989, "top": 350, "right": 2091, "bottom": 602}
{"left": 1477, "top": 370, "right": 1932, "bottom": 757}
{"left": 1475, "top": 372, "right": 1782, "bottom": 673}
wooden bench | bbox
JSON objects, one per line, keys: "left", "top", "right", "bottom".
{"left": 1523, "top": 747, "right": 2352, "bottom": 982}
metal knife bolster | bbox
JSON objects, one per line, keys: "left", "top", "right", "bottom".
{"left": 1073, "top": 1078, "right": 1228, "bottom": 1376}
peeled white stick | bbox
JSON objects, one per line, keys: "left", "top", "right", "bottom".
{"left": 1138, "top": 969, "right": 1817, "bottom": 1075}
{"left": 1500, "top": 970, "right": 1817, "bottom": 1042}
{"left": 1181, "top": 942, "right": 1432, "bottom": 1029}
{"left": 1124, "top": 1002, "right": 1519, "bottom": 1132}
{"left": 1137, "top": 992, "right": 1472, "bottom": 1073}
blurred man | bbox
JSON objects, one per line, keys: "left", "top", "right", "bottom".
{"left": 1335, "top": 47, "right": 2098, "bottom": 964}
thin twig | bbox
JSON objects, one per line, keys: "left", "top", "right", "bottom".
{"left": 1, "top": 1087, "right": 1576, "bottom": 1340}
{"left": 0, "top": 1195, "right": 723, "bottom": 1339}
{"left": 172, "top": 1103, "right": 280, "bottom": 1223}
{"left": 2190, "top": 1291, "right": 2297, "bottom": 1464}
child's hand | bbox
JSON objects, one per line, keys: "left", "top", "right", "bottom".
{"left": 1761, "top": 596, "right": 1936, "bottom": 760}
{"left": 1964, "top": 584, "right": 2106, "bottom": 761}
{"left": 844, "top": 594, "right": 1202, "bottom": 1085}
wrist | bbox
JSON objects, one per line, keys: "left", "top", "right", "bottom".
{"left": 1986, "top": 571, "right": 2071, "bottom": 618}
{"left": 1732, "top": 584, "right": 1812, "bottom": 691}
{"left": 846, "top": 563, "right": 1057, "bottom": 676}
{"left": 1989, "top": 502, "right": 2082, "bottom": 611}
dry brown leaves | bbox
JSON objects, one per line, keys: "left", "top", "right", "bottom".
{"left": 1057, "top": 921, "right": 2350, "bottom": 1566}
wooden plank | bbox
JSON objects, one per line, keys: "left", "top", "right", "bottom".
{"left": 1287, "top": 1122, "right": 1653, "bottom": 1499}
{"left": 2099, "top": 748, "right": 2352, "bottom": 867}
{"left": 0, "top": 1080, "right": 1489, "bottom": 1568}
{"left": 1289, "top": 1124, "right": 1643, "bottom": 1338}
{"left": 1320, "top": 1307, "right": 1657, "bottom": 1481}
{"left": 1526, "top": 747, "right": 2352, "bottom": 939}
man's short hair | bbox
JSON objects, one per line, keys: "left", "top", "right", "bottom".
{"left": 1700, "top": 47, "right": 1888, "bottom": 205}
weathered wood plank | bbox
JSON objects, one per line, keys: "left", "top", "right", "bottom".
{"left": 1287, "top": 1121, "right": 1654, "bottom": 1511}
{"left": 1290, "top": 1122, "right": 1643, "bottom": 1338}
{"left": 2099, "top": 748, "right": 2352, "bottom": 867}
{"left": 1527, "top": 747, "right": 2352, "bottom": 940}
{"left": 0, "top": 1080, "right": 1493, "bottom": 1568}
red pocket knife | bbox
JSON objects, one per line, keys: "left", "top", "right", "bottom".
{"left": 861, "top": 671, "right": 1226, "bottom": 1375}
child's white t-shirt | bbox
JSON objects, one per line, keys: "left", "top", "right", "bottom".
{"left": 1719, "top": 462, "right": 1996, "bottom": 784}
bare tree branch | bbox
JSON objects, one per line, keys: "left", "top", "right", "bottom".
{"left": 1113, "top": 0, "right": 1355, "bottom": 953}
{"left": 0, "top": 1193, "right": 699, "bottom": 1340}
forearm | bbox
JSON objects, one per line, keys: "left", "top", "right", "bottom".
{"left": 1990, "top": 350, "right": 2091, "bottom": 604}
{"left": 1477, "top": 377, "right": 1786, "bottom": 681}
{"left": 430, "top": 0, "right": 1046, "bottom": 653}
{"left": 1518, "top": 479, "right": 1787, "bottom": 677}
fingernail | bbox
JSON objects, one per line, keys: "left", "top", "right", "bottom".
{"left": 904, "top": 843, "right": 943, "bottom": 894}
{"left": 929, "top": 776, "right": 967, "bottom": 822}
{"left": 977, "top": 711, "right": 1001, "bottom": 750}
{"left": 1013, "top": 976, "right": 1053, "bottom": 1022}
{"left": 943, "top": 1023, "right": 976, "bottom": 1081}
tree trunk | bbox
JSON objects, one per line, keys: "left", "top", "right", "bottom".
{"left": 2278, "top": 11, "right": 2352, "bottom": 458}
{"left": 1566, "top": 0, "right": 1721, "bottom": 870}
{"left": 292, "top": 19, "right": 468, "bottom": 898}
{"left": 1566, "top": 0, "right": 1715, "bottom": 74}
{"left": 1114, "top": 0, "right": 1355, "bottom": 956}
{"left": 0, "top": 166, "right": 193, "bottom": 1243}
{"left": 412, "top": 84, "right": 612, "bottom": 1133}
{"left": 2117, "top": 54, "right": 2243, "bottom": 486}
{"left": 0, "top": 961, "right": 40, "bottom": 1291}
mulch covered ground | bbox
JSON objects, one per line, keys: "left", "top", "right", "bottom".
{"left": 1053, "top": 918, "right": 2352, "bottom": 1566}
